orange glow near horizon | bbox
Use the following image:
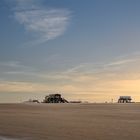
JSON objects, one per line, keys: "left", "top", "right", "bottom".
{"left": 0, "top": 75, "right": 140, "bottom": 102}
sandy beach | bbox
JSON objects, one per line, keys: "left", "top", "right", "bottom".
{"left": 0, "top": 103, "right": 140, "bottom": 140}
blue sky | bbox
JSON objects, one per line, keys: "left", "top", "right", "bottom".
{"left": 1, "top": 0, "right": 140, "bottom": 102}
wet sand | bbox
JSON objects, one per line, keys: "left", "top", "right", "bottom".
{"left": 0, "top": 103, "right": 140, "bottom": 140}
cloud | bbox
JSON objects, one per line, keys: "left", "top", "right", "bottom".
{"left": 12, "top": 0, "right": 71, "bottom": 45}
{"left": 105, "top": 58, "right": 138, "bottom": 67}
{"left": 0, "top": 81, "right": 50, "bottom": 93}
{"left": 1, "top": 54, "right": 140, "bottom": 102}
{"left": 1, "top": 53, "right": 140, "bottom": 83}
{"left": 0, "top": 61, "right": 34, "bottom": 72}
{"left": 0, "top": 61, "right": 26, "bottom": 68}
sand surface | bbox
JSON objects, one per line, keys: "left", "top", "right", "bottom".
{"left": 0, "top": 103, "right": 140, "bottom": 140}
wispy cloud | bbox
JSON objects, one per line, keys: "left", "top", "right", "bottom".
{"left": 0, "top": 61, "right": 26, "bottom": 68}
{"left": 0, "top": 81, "right": 50, "bottom": 93}
{"left": 12, "top": 0, "right": 71, "bottom": 46}
{"left": 0, "top": 61, "right": 34, "bottom": 72}
{"left": 1, "top": 53, "right": 140, "bottom": 82}
{"left": 105, "top": 58, "right": 138, "bottom": 67}
{"left": 1, "top": 53, "right": 140, "bottom": 102}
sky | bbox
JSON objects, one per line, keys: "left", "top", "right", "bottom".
{"left": 1, "top": 0, "right": 140, "bottom": 103}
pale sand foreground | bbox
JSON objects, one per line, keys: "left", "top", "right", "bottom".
{"left": 0, "top": 103, "right": 140, "bottom": 140}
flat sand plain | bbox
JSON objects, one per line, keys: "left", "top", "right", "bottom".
{"left": 0, "top": 103, "right": 140, "bottom": 140}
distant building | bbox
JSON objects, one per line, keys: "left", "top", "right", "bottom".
{"left": 118, "top": 96, "right": 132, "bottom": 103}
{"left": 43, "top": 94, "right": 69, "bottom": 103}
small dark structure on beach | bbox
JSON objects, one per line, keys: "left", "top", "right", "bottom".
{"left": 118, "top": 96, "right": 132, "bottom": 103}
{"left": 32, "top": 100, "right": 40, "bottom": 103}
{"left": 43, "top": 94, "right": 69, "bottom": 103}
{"left": 24, "top": 99, "right": 40, "bottom": 103}
{"left": 69, "top": 101, "right": 82, "bottom": 103}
